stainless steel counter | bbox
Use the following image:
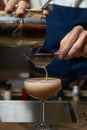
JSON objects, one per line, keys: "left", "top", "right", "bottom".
{"left": 0, "top": 101, "right": 71, "bottom": 122}
{"left": 0, "top": 101, "right": 87, "bottom": 123}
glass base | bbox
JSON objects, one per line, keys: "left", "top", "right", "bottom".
{"left": 34, "top": 123, "right": 58, "bottom": 130}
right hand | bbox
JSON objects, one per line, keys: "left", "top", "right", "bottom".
{"left": 5, "top": 0, "right": 29, "bottom": 17}
{"left": 57, "top": 25, "right": 87, "bottom": 59}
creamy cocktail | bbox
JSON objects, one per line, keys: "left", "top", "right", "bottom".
{"left": 24, "top": 77, "right": 61, "bottom": 100}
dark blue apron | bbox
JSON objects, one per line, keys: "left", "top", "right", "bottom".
{"left": 30, "top": 4, "right": 87, "bottom": 89}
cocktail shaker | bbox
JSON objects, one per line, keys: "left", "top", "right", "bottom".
{"left": 0, "top": 10, "right": 46, "bottom": 49}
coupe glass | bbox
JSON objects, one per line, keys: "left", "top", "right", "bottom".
{"left": 24, "top": 77, "right": 62, "bottom": 130}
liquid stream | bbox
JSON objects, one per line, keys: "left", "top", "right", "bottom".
{"left": 24, "top": 49, "right": 62, "bottom": 100}
{"left": 35, "top": 49, "right": 48, "bottom": 80}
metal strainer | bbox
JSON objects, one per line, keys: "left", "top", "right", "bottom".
{"left": 30, "top": 53, "right": 58, "bottom": 68}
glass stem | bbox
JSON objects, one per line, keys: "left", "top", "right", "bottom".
{"left": 41, "top": 100, "right": 45, "bottom": 125}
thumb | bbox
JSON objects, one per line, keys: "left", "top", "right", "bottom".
{"left": 43, "top": 10, "right": 49, "bottom": 16}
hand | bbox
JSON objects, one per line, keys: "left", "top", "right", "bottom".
{"left": 0, "top": 0, "right": 5, "bottom": 10}
{"left": 57, "top": 25, "right": 87, "bottom": 59}
{"left": 5, "top": 0, "right": 29, "bottom": 17}
{"left": 5, "top": 0, "right": 49, "bottom": 17}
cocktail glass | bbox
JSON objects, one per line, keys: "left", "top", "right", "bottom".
{"left": 24, "top": 77, "right": 62, "bottom": 130}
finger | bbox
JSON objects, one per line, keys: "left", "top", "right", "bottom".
{"left": 83, "top": 43, "right": 87, "bottom": 57}
{"left": 16, "top": 0, "right": 29, "bottom": 16}
{"left": 58, "top": 31, "right": 71, "bottom": 56}
{"left": 0, "top": 0, "right": 5, "bottom": 10}
{"left": 69, "top": 43, "right": 87, "bottom": 58}
{"left": 57, "top": 32, "right": 73, "bottom": 59}
{"left": 5, "top": 0, "right": 16, "bottom": 13}
{"left": 73, "top": 44, "right": 86, "bottom": 57}
{"left": 58, "top": 26, "right": 84, "bottom": 59}
{"left": 74, "top": 50, "right": 83, "bottom": 57}
{"left": 26, "top": 7, "right": 48, "bottom": 16}
{"left": 29, "top": 7, "right": 42, "bottom": 11}
{"left": 67, "top": 30, "right": 87, "bottom": 58}
{"left": 43, "top": 10, "right": 49, "bottom": 16}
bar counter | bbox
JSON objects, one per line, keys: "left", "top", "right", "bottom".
{"left": 0, "top": 101, "right": 87, "bottom": 127}
{"left": 0, "top": 122, "right": 87, "bottom": 130}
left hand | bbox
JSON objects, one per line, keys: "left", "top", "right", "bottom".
{"left": 5, "top": 0, "right": 29, "bottom": 17}
{"left": 57, "top": 25, "right": 87, "bottom": 59}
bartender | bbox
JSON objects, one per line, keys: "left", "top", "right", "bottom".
{"left": 1, "top": 0, "right": 87, "bottom": 97}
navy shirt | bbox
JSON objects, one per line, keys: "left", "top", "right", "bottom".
{"left": 30, "top": 4, "right": 87, "bottom": 88}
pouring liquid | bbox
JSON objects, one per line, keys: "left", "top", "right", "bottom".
{"left": 25, "top": 50, "right": 62, "bottom": 100}
{"left": 35, "top": 49, "right": 48, "bottom": 80}
{"left": 24, "top": 60, "right": 62, "bottom": 100}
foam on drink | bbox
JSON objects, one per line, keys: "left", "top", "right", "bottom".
{"left": 24, "top": 77, "right": 62, "bottom": 100}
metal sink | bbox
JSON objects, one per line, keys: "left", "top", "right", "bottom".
{"left": 0, "top": 101, "right": 72, "bottom": 122}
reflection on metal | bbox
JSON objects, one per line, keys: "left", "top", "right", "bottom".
{"left": 0, "top": 101, "right": 72, "bottom": 122}
{"left": 0, "top": 11, "right": 46, "bottom": 49}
